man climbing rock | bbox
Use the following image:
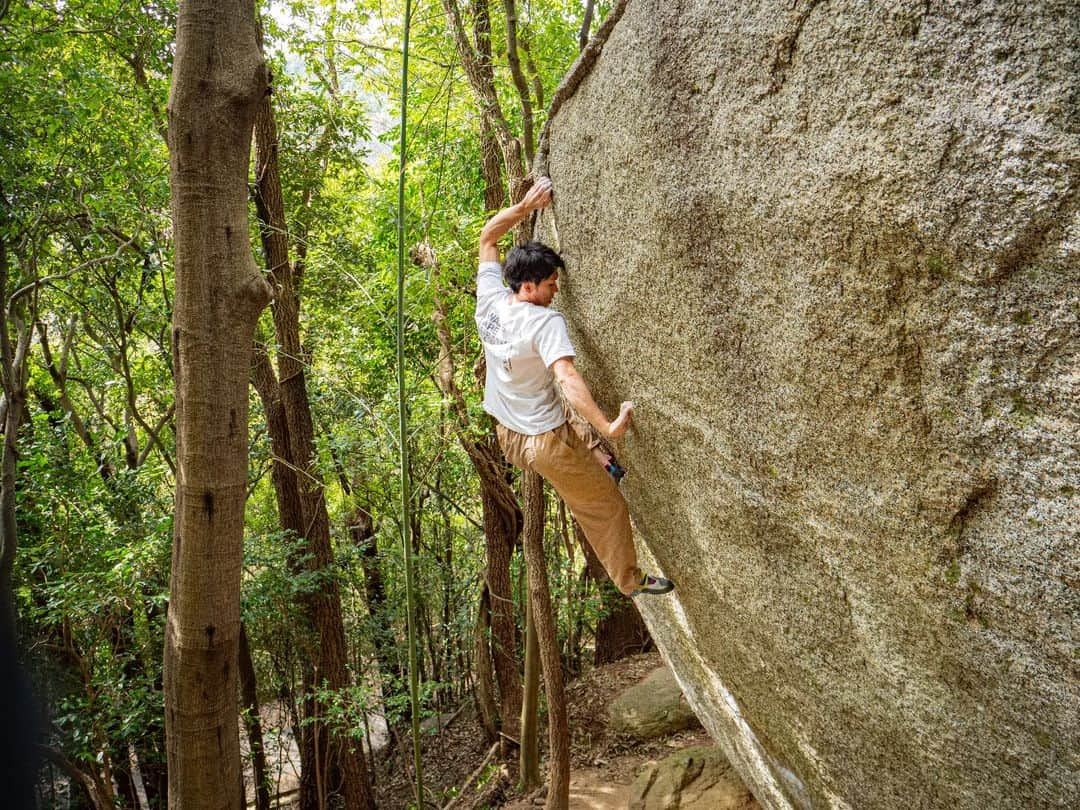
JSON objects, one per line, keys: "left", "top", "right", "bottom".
{"left": 476, "top": 177, "right": 674, "bottom": 598}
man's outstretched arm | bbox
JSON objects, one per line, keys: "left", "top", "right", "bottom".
{"left": 479, "top": 178, "right": 552, "bottom": 262}
{"left": 552, "top": 357, "right": 634, "bottom": 439}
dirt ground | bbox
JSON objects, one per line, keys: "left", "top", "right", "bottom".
{"left": 375, "top": 652, "right": 714, "bottom": 810}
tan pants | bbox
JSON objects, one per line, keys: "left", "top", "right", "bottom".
{"left": 496, "top": 419, "right": 642, "bottom": 595}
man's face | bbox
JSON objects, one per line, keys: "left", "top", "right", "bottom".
{"left": 523, "top": 271, "right": 559, "bottom": 307}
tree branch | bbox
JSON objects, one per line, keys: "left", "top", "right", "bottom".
{"left": 38, "top": 745, "right": 114, "bottom": 810}
{"left": 578, "top": 0, "right": 596, "bottom": 51}
{"left": 503, "top": 0, "right": 534, "bottom": 162}
{"left": 519, "top": 32, "right": 544, "bottom": 109}
{"left": 35, "top": 318, "right": 103, "bottom": 467}
{"left": 442, "top": 0, "right": 526, "bottom": 200}
{"left": 8, "top": 233, "right": 140, "bottom": 311}
{"left": 135, "top": 402, "right": 175, "bottom": 468}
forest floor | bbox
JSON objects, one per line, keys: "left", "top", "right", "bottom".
{"left": 374, "top": 651, "right": 714, "bottom": 810}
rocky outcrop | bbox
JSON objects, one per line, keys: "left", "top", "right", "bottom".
{"left": 610, "top": 666, "right": 702, "bottom": 739}
{"left": 630, "top": 746, "right": 759, "bottom": 810}
{"left": 540, "top": 1, "right": 1079, "bottom": 808}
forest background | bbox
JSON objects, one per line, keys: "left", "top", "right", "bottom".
{"left": 0, "top": 0, "right": 652, "bottom": 807}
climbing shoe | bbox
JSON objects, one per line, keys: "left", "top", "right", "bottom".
{"left": 605, "top": 457, "right": 626, "bottom": 483}
{"left": 631, "top": 573, "right": 675, "bottom": 597}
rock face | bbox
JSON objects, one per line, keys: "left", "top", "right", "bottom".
{"left": 630, "top": 746, "right": 760, "bottom": 810}
{"left": 541, "top": 2, "right": 1078, "bottom": 808}
{"left": 610, "top": 666, "right": 703, "bottom": 739}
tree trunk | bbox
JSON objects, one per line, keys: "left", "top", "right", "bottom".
{"left": 250, "top": 343, "right": 327, "bottom": 800}
{"left": 443, "top": 0, "right": 527, "bottom": 199}
{"left": 567, "top": 567, "right": 590, "bottom": 676}
{"left": 520, "top": 471, "right": 569, "bottom": 809}
{"left": 251, "top": 87, "right": 376, "bottom": 810}
{"left": 238, "top": 623, "right": 271, "bottom": 810}
{"left": 348, "top": 503, "right": 402, "bottom": 695}
{"left": 163, "top": 1, "right": 272, "bottom": 806}
{"left": 479, "top": 117, "right": 506, "bottom": 211}
{"left": 0, "top": 318, "right": 25, "bottom": 648}
{"left": 481, "top": 474, "right": 523, "bottom": 747}
{"left": 35, "top": 317, "right": 113, "bottom": 479}
{"left": 39, "top": 746, "right": 114, "bottom": 810}
{"left": 139, "top": 598, "right": 169, "bottom": 806}
{"left": 579, "top": 0, "right": 596, "bottom": 51}
{"left": 502, "top": 0, "right": 535, "bottom": 162}
{"left": 438, "top": 471, "right": 455, "bottom": 707}
{"left": 519, "top": 596, "right": 541, "bottom": 791}
{"left": 430, "top": 261, "right": 523, "bottom": 749}
{"left": 472, "top": 585, "right": 499, "bottom": 743}
{"left": 0, "top": 228, "right": 32, "bottom": 648}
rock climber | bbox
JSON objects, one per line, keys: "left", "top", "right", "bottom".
{"left": 476, "top": 176, "right": 674, "bottom": 598}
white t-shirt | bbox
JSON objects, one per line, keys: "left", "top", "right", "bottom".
{"left": 475, "top": 261, "right": 575, "bottom": 435}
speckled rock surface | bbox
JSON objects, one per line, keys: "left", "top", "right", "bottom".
{"left": 540, "top": 2, "right": 1079, "bottom": 808}
{"left": 630, "top": 747, "right": 756, "bottom": 810}
{"left": 609, "top": 666, "right": 703, "bottom": 740}
{"left": 630, "top": 745, "right": 760, "bottom": 810}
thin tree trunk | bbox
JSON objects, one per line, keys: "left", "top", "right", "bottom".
{"left": 251, "top": 86, "right": 376, "bottom": 810}
{"left": 470, "top": 0, "right": 510, "bottom": 213}
{"left": 502, "top": 0, "right": 534, "bottom": 162}
{"left": 519, "top": 596, "right": 541, "bottom": 791}
{"left": 443, "top": 0, "right": 527, "bottom": 199}
{"left": 567, "top": 567, "right": 589, "bottom": 675}
{"left": 479, "top": 117, "right": 506, "bottom": 211}
{"left": 250, "top": 342, "right": 324, "bottom": 798}
{"left": 481, "top": 478, "right": 524, "bottom": 747}
{"left": 36, "top": 318, "right": 111, "bottom": 477}
{"left": 578, "top": 0, "right": 596, "bottom": 51}
{"left": 330, "top": 445, "right": 398, "bottom": 702}
{"left": 0, "top": 224, "right": 33, "bottom": 647}
{"left": 163, "top": 1, "right": 272, "bottom": 806}
{"left": 239, "top": 623, "right": 271, "bottom": 810}
{"left": 520, "top": 471, "right": 569, "bottom": 809}
{"left": 519, "top": 36, "right": 544, "bottom": 110}
{"left": 473, "top": 585, "right": 499, "bottom": 743}
{"left": 430, "top": 258, "right": 523, "bottom": 748}
{"left": 438, "top": 462, "right": 455, "bottom": 708}
{"left": 250, "top": 343, "right": 306, "bottom": 548}
{"left": 0, "top": 302, "right": 26, "bottom": 645}
{"left": 351, "top": 506, "right": 401, "bottom": 690}
{"left": 432, "top": 0, "right": 542, "bottom": 751}
{"left": 39, "top": 746, "right": 114, "bottom": 810}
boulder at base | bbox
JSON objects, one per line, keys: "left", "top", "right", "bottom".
{"left": 610, "top": 666, "right": 703, "bottom": 740}
{"left": 542, "top": 1, "right": 1078, "bottom": 808}
{"left": 630, "top": 745, "right": 760, "bottom": 810}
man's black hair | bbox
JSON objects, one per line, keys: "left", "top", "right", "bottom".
{"left": 503, "top": 241, "right": 565, "bottom": 292}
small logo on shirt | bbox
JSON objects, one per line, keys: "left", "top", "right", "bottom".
{"left": 479, "top": 310, "right": 512, "bottom": 373}
{"left": 479, "top": 311, "right": 502, "bottom": 343}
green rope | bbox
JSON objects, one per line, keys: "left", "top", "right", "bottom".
{"left": 396, "top": 0, "right": 424, "bottom": 805}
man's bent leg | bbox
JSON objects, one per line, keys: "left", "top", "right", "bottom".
{"left": 527, "top": 424, "right": 642, "bottom": 595}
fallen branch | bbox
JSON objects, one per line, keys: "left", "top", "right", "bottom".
{"left": 435, "top": 700, "right": 469, "bottom": 735}
{"left": 442, "top": 742, "right": 499, "bottom": 810}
